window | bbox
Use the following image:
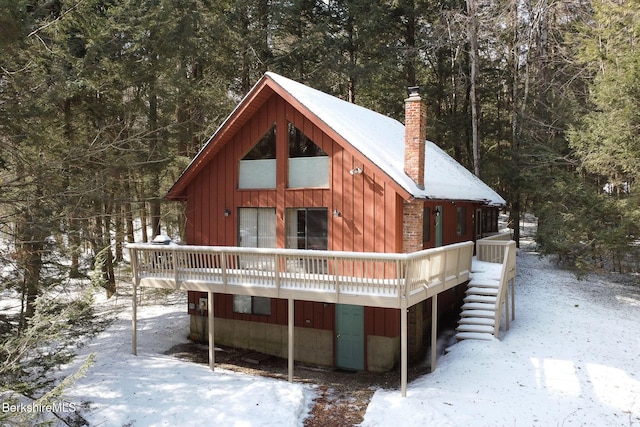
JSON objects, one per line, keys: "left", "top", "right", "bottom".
{"left": 245, "top": 125, "right": 276, "bottom": 160}
{"left": 457, "top": 206, "right": 467, "bottom": 236}
{"left": 239, "top": 124, "right": 276, "bottom": 189}
{"left": 483, "top": 208, "right": 499, "bottom": 233}
{"left": 233, "top": 295, "right": 271, "bottom": 315}
{"left": 287, "top": 123, "right": 329, "bottom": 188}
{"left": 286, "top": 208, "right": 328, "bottom": 250}
{"left": 238, "top": 207, "right": 276, "bottom": 248}
{"left": 235, "top": 208, "right": 275, "bottom": 315}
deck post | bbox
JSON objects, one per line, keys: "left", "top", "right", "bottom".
{"left": 132, "top": 281, "right": 137, "bottom": 356}
{"left": 431, "top": 294, "right": 438, "bottom": 372}
{"left": 130, "top": 247, "right": 138, "bottom": 356}
{"left": 400, "top": 297, "right": 408, "bottom": 397}
{"left": 208, "top": 291, "right": 215, "bottom": 371}
{"left": 504, "top": 282, "right": 510, "bottom": 331}
{"left": 511, "top": 278, "right": 516, "bottom": 320}
{"left": 288, "top": 298, "right": 294, "bottom": 382}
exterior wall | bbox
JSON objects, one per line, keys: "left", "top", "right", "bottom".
{"left": 423, "top": 200, "right": 483, "bottom": 249}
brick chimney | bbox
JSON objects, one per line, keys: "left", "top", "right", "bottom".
{"left": 404, "top": 86, "right": 426, "bottom": 189}
{"left": 402, "top": 86, "right": 426, "bottom": 253}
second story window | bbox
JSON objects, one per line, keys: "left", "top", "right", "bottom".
{"left": 238, "top": 207, "right": 276, "bottom": 248}
{"left": 288, "top": 123, "right": 329, "bottom": 188}
{"left": 239, "top": 124, "right": 276, "bottom": 189}
{"left": 285, "top": 208, "right": 328, "bottom": 250}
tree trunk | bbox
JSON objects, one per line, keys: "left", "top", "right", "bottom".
{"left": 69, "top": 215, "right": 82, "bottom": 278}
{"left": 15, "top": 217, "right": 44, "bottom": 329}
{"left": 404, "top": 1, "right": 417, "bottom": 87}
{"left": 96, "top": 210, "right": 117, "bottom": 298}
{"left": 124, "top": 177, "right": 136, "bottom": 243}
{"left": 148, "top": 78, "right": 161, "bottom": 239}
{"left": 21, "top": 242, "right": 42, "bottom": 323}
{"left": 114, "top": 197, "right": 124, "bottom": 262}
{"left": 140, "top": 200, "right": 148, "bottom": 243}
{"left": 509, "top": 0, "right": 521, "bottom": 249}
{"left": 466, "top": 0, "right": 481, "bottom": 178}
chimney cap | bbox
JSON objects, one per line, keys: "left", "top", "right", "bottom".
{"left": 407, "top": 86, "right": 420, "bottom": 98}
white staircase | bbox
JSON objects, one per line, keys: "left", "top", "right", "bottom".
{"left": 456, "top": 277, "right": 501, "bottom": 340}
{"left": 455, "top": 239, "right": 516, "bottom": 342}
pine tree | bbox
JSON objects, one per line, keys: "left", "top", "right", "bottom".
{"left": 565, "top": 0, "right": 640, "bottom": 271}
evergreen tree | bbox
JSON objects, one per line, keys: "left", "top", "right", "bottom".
{"left": 565, "top": 0, "right": 640, "bottom": 271}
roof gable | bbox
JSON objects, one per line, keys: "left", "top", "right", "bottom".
{"left": 168, "top": 72, "right": 505, "bottom": 206}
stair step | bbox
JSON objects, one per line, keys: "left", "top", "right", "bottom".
{"left": 455, "top": 332, "right": 495, "bottom": 341}
{"left": 458, "top": 317, "right": 495, "bottom": 326}
{"left": 466, "top": 286, "right": 499, "bottom": 296}
{"left": 464, "top": 295, "right": 497, "bottom": 304}
{"left": 461, "top": 309, "right": 495, "bottom": 319}
{"left": 456, "top": 324, "right": 495, "bottom": 334}
{"left": 461, "top": 302, "right": 495, "bottom": 311}
{"left": 468, "top": 280, "right": 500, "bottom": 288}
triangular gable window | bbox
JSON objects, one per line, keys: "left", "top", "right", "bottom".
{"left": 239, "top": 124, "right": 276, "bottom": 189}
{"left": 244, "top": 124, "right": 276, "bottom": 160}
{"left": 287, "top": 123, "right": 329, "bottom": 188}
{"left": 288, "top": 123, "right": 327, "bottom": 158}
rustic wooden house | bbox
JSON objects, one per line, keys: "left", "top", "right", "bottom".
{"left": 163, "top": 72, "right": 506, "bottom": 372}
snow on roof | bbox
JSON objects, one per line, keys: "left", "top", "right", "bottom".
{"left": 266, "top": 72, "right": 506, "bottom": 206}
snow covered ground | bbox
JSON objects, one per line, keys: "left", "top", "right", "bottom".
{"left": 61, "top": 291, "right": 314, "bottom": 426}
{"left": 362, "top": 253, "right": 640, "bottom": 426}
{"left": 54, "top": 248, "right": 640, "bottom": 426}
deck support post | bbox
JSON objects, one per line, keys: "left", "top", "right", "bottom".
{"left": 431, "top": 294, "right": 438, "bottom": 372}
{"left": 130, "top": 246, "right": 139, "bottom": 356}
{"left": 504, "top": 284, "right": 510, "bottom": 331}
{"left": 132, "top": 281, "right": 137, "bottom": 356}
{"left": 511, "top": 278, "right": 516, "bottom": 320}
{"left": 208, "top": 291, "right": 215, "bottom": 371}
{"left": 288, "top": 298, "right": 294, "bottom": 382}
{"left": 400, "top": 298, "right": 408, "bottom": 397}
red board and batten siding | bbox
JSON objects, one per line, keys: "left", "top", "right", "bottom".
{"left": 184, "top": 93, "right": 403, "bottom": 335}
{"left": 422, "top": 200, "right": 478, "bottom": 249}
{"left": 187, "top": 293, "right": 336, "bottom": 330}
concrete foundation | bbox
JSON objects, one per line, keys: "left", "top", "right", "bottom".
{"left": 367, "top": 335, "right": 400, "bottom": 372}
{"left": 190, "top": 316, "right": 334, "bottom": 367}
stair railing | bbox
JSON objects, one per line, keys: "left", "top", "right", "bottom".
{"left": 491, "top": 241, "right": 516, "bottom": 336}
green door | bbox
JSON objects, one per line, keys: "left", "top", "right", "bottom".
{"left": 435, "top": 205, "right": 443, "bottom": 247}
{"left": 335, "top": 304, "right": 364, "bottom": 370}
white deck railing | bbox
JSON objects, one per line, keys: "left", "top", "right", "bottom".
{"left": 127, "top": 241, "right": 475, "bottom": 309}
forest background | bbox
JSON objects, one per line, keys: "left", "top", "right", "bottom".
{"left": 0, "top": 0, "right": 638, "bottom": 422}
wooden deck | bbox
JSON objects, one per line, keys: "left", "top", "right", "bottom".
{"left": 126, "top": 235, "right": 515, "bottom": 397}
{"left": 127, "top": 241, "right": 475, "bottom": 309}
